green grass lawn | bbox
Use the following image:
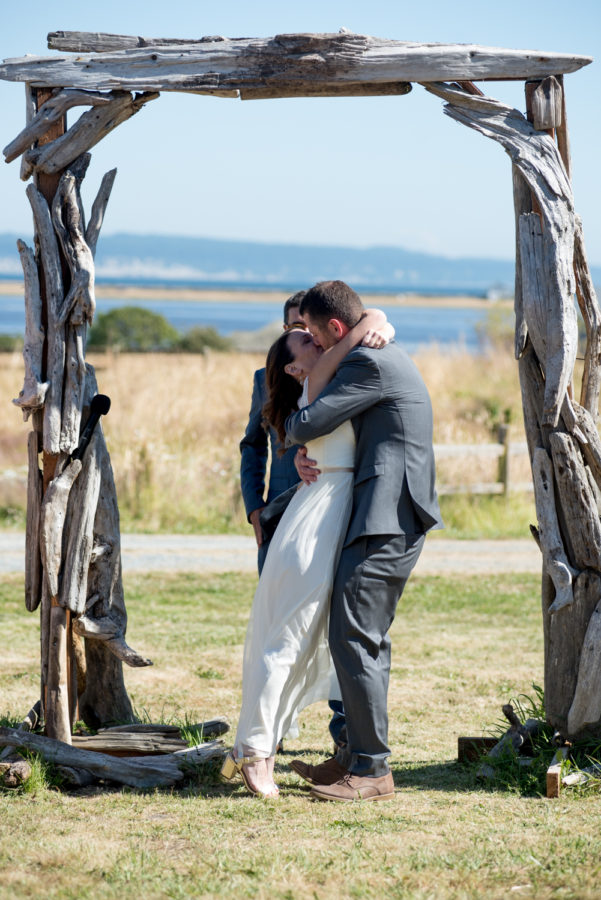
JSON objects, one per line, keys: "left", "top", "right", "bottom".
{"left": 2, "top": 570, "right": 601, "bottom": 899}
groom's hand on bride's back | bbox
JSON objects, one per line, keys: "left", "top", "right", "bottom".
{"left": 295, "top": 447, "right": 320, "bottom": 485}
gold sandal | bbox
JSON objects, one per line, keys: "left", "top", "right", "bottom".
{"left": 220, "top": 751, "right": 279, "bottom": 799}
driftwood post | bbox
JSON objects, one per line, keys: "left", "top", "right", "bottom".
{"left": 424, "top": 78, "right": 601, "bottom": 740}
{"left": 33, "top": 87, "right": 71, "bottom": 743}
{"left": 4, "top": 76, "right": 154, "bottom": 738}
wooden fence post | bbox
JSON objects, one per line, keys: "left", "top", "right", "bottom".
{"left": 497, "top": 424, "right": 511, "bottom": 496}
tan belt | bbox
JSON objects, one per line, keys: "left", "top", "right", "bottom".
{"left": 319, "top": 466, "right": 354, "bottom": 473}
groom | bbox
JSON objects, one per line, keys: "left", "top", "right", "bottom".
{"left": 285, "top": 280, "right": 442, "bottom": 801}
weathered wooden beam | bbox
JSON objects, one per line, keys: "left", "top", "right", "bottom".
{"left": 240, "top": 81, "right": 412, "bottom": 99}
{"left": 47, "top": 31, "right": 229, "bottom": 52}
{"left": 22, "top": 91, "right": 158, "bottom": 178}
{"left": 525, "top": 76, "right": 562, "bottom": 131}
{"left": 3, "top": 89, "right": 117, "bottom": 164}
{"left": 0, "top": 35, "right": 591, "bottom": 95}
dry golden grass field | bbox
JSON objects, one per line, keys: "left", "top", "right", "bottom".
{"left": 0, "top": 343, "right": 536, "bottom": 536}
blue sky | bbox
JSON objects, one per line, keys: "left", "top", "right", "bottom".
{"left": 0, "top": 0, "right": 599, "bottom": 263}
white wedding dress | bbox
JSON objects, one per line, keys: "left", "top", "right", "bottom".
{"left": 233, "top": 380, "right": 356, "bottom": 758}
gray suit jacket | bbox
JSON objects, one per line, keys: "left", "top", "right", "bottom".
{"left": 240, "top": 367, "right": 300, "bottom": 520}
{"left": 285, "top": 342, "right": 442, "bottom": 545}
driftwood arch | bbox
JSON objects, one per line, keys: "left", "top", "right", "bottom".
{"left": 0, "top": 31, "right": 598, "bottom": 754}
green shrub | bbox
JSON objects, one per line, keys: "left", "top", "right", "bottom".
{"left": 88, "top": 307, "right": 179, "bottom": 352}
{"left": 0, "top": 334, "right": 23, "bottom": 352}
{"left": 176, "top": 326, "right": 233, "bottom": 353}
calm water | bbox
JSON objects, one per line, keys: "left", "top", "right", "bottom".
{"left": 0, "top": 293, "right": 487, "bottom": 353}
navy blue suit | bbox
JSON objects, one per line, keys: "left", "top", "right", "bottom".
{"left": 240, "top": 367, "right": 300, "bottom": 572}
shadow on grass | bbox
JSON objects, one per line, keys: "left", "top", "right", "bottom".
{"left": 392, "top": 759, "right": 478, "bottom": 793}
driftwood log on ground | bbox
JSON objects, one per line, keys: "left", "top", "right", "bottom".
{"left": 99, "top": 718, "right": 230, "bottom": 738}
{"left": 0, "top": 727, "right": 225, "bottom": 788}
{"left": 0, "top": 755, "right": 32, "bottom": 788}
{"left": 71, "top": 732, "right": 189, "bottom": 756}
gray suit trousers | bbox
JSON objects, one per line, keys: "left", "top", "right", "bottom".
{"left": 330, "top": 532, "right": 425, "bottom": 777}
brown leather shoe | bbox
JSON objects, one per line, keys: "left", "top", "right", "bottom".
{"left": 310, "top": 771, "right": 395, "bottom": 802}
{"left": 289, "top": 755, "right": 348, "bottom": 786}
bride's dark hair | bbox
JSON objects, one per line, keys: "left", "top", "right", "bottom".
{"left": 263, "top": 330, "right": 304, "bottom": 452}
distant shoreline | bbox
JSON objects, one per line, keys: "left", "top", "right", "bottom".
{"left": 0, "top": 279, "right": 511, "bottom": 309}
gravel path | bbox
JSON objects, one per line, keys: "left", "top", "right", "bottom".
{"left": 0, "top": 533, "right": 541, "bottom": 576}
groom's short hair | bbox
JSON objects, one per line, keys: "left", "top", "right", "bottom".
{"left": 300, "top": 280, "right": 364, "bottom": 328}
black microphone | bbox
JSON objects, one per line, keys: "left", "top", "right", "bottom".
{"left": 71, "top": 394, "right": 111, "bottom": 461}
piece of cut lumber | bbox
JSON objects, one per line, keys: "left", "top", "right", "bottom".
{"left": 546, "top": 746, "right": 569, "bottom": 798}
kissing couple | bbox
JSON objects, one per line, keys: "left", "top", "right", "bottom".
{"left": 221, "top": 280, "right": 442, "bottom": 801}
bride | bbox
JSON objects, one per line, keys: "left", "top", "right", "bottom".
{"left": 221, "top": 309, "right": 393, "bottom": 798}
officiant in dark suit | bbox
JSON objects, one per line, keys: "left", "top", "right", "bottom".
{"left": 240, "top": 292, "right": 306, "bottom": 573}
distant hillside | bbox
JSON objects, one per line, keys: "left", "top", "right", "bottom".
{"left": 1, "top": 231, "right": 599, "bottom": 293}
